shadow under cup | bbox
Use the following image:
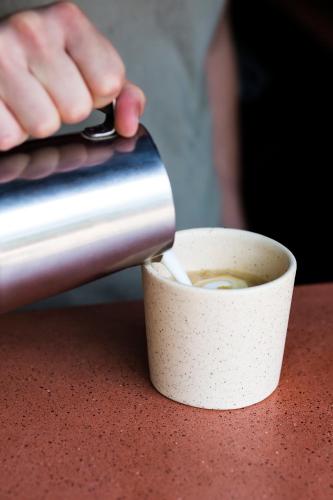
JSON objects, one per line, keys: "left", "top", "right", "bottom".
{"left": 142, "top": 228, "right": 297, "bottom": 410}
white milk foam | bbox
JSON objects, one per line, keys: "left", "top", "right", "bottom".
{"left": 160, "top": 250, "right": 249, "bottom": 289}
{"left": 161, "top": 250, "right": 192, "bottom": 285}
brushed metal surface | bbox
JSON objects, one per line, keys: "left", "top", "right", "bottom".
{"left": 0, "top": 126, "right": 175, "bottom": 313}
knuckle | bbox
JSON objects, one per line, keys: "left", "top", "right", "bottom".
{"left": 92, "top": 51, "right": 125, "bottom": 97}
{"left": 62, "top": 100, "right": 92, "bottom": 124}
{"left": 0, "top": 33, "right": 25, "bottom": 73}
{"left": 29, "top": 113, "right": 60, "bottom": 138}
{"left": 54, "top": 1, "right": 86, "bottom": 25}
{"left": 9, "top": 11, "right": 49, "bottom": 55}
{"left": 96, "top": 68, "right": 125, "bottom": 98}
{"left": 10, "top": 10, "right": 41, "bottom": 35}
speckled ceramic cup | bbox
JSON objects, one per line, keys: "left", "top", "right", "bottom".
{"left": 142, "top": 228, "right": 297, "bottom": 410}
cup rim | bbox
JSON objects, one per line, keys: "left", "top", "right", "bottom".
{"left": 143, "top": 227, "right": 297, "bottom": 294}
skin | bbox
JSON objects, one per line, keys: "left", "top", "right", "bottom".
{"left": 0, "top": 1, "right": 146, "bottom": 151}
{"left": 0, "top": 1, "right": 244, "bottom": 228}
{"left": 206, "top": 8, "right": 245, "bottom": 229}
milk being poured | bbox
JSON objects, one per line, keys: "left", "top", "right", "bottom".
{"left": 161, "top": 250, "right": 259, "bottom": 289}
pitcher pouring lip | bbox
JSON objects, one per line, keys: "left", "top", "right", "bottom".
{"left": 0, "top": 118, "right": 176, "bottom": 314}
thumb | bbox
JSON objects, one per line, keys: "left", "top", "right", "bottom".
{"left": 114, "top": 81, "right": 146, "bottom": 137}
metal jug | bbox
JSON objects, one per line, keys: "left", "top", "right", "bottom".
{"left": 0, "top": 106, "right": 175, "bottom": 313}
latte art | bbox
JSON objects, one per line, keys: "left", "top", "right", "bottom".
{"left": 194, "top": 274, "right": 248, "bottom": 289}
{"left": 188, "top": 269, "right": 266, "bottom": 290}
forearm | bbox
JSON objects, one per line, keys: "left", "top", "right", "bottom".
{"left": 206, "top": 11, "right": 240, "bottom": 188}
{"left": 205, "top": 10, "right": 244, "bottom": 227}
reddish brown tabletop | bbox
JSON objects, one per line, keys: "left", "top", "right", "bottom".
{"left": 0, "top": 284, "right": 332, "bottom": 500}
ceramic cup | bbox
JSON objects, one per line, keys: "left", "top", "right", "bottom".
{"left": 142, "top": 228, "right": 297, "bottom": 410}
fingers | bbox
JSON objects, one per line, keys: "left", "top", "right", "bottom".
{"left": 61, "top": 3, "right": 125, "bottom": 109}
{"left": 0, "top": 100, "right": 28, "bottom": 151}
{"left": 0, "top": 65, "right": 61, "bottom": 139}
{"left": 115, "top": 81, "right": 146, "bottom": 137}
{"left": 29, "top": 51, "right": 93, "bottom": 125}
{"left": 8, "top": 8, "right": 93, "bottom": 127}
{"left": 0, "top": 2, "right": 146, "bottom": 154}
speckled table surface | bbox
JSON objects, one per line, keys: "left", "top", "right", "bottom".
{"left": 0, "top": 283, "right": 332, "bottom": 500}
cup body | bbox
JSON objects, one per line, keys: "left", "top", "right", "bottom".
{"left": 142, "top": 228, "right": 296, "bottom": 410}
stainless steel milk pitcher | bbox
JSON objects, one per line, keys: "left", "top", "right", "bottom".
{"left": 0, "top": 107, "right": 175, "bottom": 313}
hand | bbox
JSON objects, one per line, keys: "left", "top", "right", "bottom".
{"left": 0, "top": 2, "right": 146, "bottom": 151}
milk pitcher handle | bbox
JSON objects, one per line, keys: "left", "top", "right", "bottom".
{"left": 81, "top": 102, "right": 116, "bottom": 141}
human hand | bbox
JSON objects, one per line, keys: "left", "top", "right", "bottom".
{"left": 0, "top": 1, "right": 145, "bottom": 151}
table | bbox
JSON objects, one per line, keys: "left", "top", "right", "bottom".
{"left": 0, "top": 284, "right": 332, "bottom": 500}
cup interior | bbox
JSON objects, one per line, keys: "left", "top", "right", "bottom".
{"left": 149, "top": 228, "right": 295, "bottom": 286}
